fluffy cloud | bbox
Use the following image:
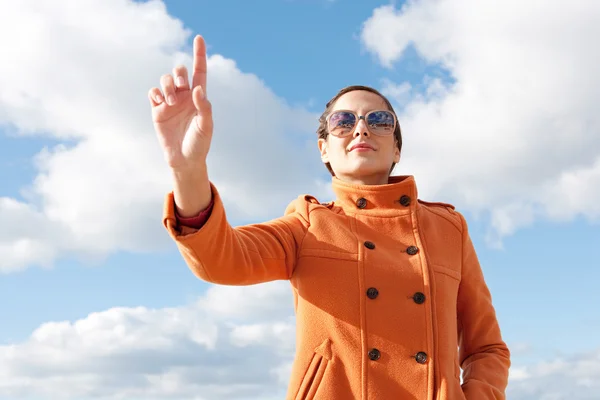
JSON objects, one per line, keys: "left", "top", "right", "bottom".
{"left": 0, "top": 281, "right": 295, "bottom": 400}
{"left": 361, "top": 0, "right": 600, "bottom": 246}
{"left": 0, "top": 0, "right": 325, "bottom": 272}
{"left": 507, "top": 349, "right": 600, "bottom": 399}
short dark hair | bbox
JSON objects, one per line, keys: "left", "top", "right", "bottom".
{"left": 316, "top": 85, "right": 403, "bottom": 176}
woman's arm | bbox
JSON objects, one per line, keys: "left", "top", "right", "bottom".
{"left": 457, "top": 213, "right": 511, "bottom": 399}
{"left": 163, "top": 181, "right": 310, "bottom": 286}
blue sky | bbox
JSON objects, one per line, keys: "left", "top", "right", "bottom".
{"left": 1, "top": 0, "right": 599, "bottom": 399}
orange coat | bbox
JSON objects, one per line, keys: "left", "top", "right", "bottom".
{"left": 163, "top": 175, "right": 510, "bottom": 399}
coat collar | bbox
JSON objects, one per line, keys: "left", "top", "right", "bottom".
{"left": 330, "top": 175, "right": 419, "bottom": 216}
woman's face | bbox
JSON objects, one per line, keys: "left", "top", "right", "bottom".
{"left": 318, "top": 90, "right": 400, "bottom": 185}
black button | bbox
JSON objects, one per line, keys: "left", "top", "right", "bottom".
{"left": 413, "top": 292, "right": 426, "bottom": 304}
{"left": 415, "top": 352, "right": 428, "bottom": 364}
{"left": 399, "top": 195, "right": 411, "bottom": 207}
{"left": 368, "top": 348, "right": 381, "bottom": 361}
{"left": 364, "top": 241, "right": 375, "bottom": 249}
{"left": 366, "top": 287, "right": 379, "bottom": 299}
{"left": 407, "top": 246, "right": 419, "bottom": 255}
{"left": 356, "top": 198, "right": 367, "bottom": 209}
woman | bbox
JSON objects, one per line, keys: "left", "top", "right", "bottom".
{"left": 150, "top": 35, "right": 510, "bottom": 400}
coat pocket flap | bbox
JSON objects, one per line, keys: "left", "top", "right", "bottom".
{"left": 299, "top": 249, "right": 358, "bottom": 261}
{"left": 431, "top": 263, "right": 461, "bottom": 281}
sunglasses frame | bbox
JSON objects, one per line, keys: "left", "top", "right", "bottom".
{"left": 325, "top": 109, "right": 397, "bottom": 137}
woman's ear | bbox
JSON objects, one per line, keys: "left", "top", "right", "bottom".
{"left": 394, "top": 148, "right": 400, "bottom": 163}
{"left": 393, "top": 140, "right": 401, "bottom": 163}
{"left": 318, "top": 138, "right": 329, "bottom": 162}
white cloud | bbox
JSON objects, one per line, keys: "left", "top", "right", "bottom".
{"left": 0, "top": 281, "right": 295, "bottom": 400}
{"left": 361, "top": 0, "right": 600, "bottom": 245}
{"left": 0, "top": 0, "right": 327, "bottom": 272}
{"left": 0, "top": 197, "right": 62, "bottom": 272}
{"left": 507, "top": 350, "right": 600, "bottom": 399}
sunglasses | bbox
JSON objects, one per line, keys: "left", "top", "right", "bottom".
{"left": 326, "top": 109, "right": 396, "bottom": 137}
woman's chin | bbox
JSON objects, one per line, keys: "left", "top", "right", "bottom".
{"left": 339, "top": 163, "right": 389, "bottom": 178}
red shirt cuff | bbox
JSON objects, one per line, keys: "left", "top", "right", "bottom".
{"left": 175, "top": 198, "right": 214, "bottom": 229}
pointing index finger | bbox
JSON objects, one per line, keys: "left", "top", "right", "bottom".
{"left": 192, "top": 35, "right": 207, "bottom": 94}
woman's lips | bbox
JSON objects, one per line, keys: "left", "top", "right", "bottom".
{"left": 349, "top": 143, "right": 375, "bottom": 152}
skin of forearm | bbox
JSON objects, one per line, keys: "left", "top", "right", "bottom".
{"left": 171, "top": 164, "right": 212, "bottom": 218}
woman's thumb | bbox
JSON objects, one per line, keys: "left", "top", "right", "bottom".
{"left": 191, "top": 85, "right": 213, "bottom": 135}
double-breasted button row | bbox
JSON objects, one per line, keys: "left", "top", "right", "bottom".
{"left": 363, "top": 241, "right": 424, "bottom": 302}
{"left": 363, "top": 242, "right": 420, "bottom": 255}
{"left": 365, "top": 289, "right": 426, "bottom": 305}
{"left": 363, "top": 240, "right": 419, "bottom": 256}
{"left": 356, "top": 196, "right": 412, "bottom": 209}
{"left": 368, "top": 349, "right": 428, "bottom": 364}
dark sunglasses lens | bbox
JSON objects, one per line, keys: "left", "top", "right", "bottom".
{"left": 367, "top": 111, "right": 395, "bottom": 134}
{"left": 328, "top": 111, "right": 356, "bottom": 135}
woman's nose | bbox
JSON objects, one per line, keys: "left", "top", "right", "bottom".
{"left": 354, "top": 119, "right": 370, "bottom": 136}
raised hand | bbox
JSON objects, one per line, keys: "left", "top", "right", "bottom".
{"left": 149, "top": 35, "right": 213, "bottom": 171}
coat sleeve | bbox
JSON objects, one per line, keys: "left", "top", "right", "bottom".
{"left": 457, "top": 212, "right": 511, "bottom": 399}
{"left": 162, "top": 181, "right": 310, "bottom": 285}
